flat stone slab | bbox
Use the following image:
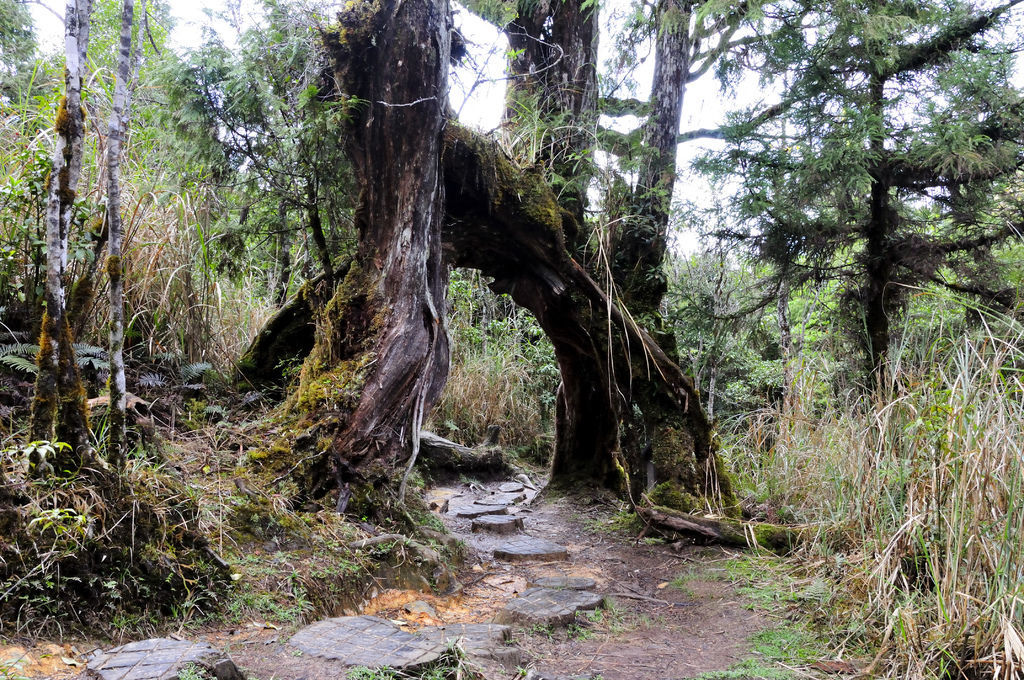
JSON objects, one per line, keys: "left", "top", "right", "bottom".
{"left": 494, "top": 536, "right": 568, "bottom": 562}
{"left": 482, "top": 491, "right": 527, "bottom": 504}
{"left": 87, "top": 638, "right": 243, "bottom": 680}
{"left": 472, "top": 515, "right": 525, "bottom": 534}
{"left": 529, "top": 576, "right": 597, "bottom": 591}
{"left": 498, "top": 482, "right": 525, "bottom": 493}
{"left": 454, "top": 504, "right": 510, "bottom": 519}
{"left": 493, "top": 587, "right": 604, "bottom": 627}
{"left": 290, "top": 616, "right": 444, "bottom": 669}
{"left": 417, "top": 623, "right": 522, "bottom": 665}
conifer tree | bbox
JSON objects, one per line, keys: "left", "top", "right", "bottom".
{"left": 705, "top": 0, "right": 1024, "bottom": 376}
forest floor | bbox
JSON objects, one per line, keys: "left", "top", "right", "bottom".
{"left": 1, "top": 469, "right": 855, "bottom": 680}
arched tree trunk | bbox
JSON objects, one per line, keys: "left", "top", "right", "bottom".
{"left": 443, "top": 127, "right": 737, "bottom": 512}
{"left": 246, "top": 124, "right": 737, "bottom": 514}
{"left": 290, "top": 0, "right": 451, "bottom": 512}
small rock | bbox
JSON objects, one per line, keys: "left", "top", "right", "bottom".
{"left": 494, "top": 536, "right": 568, "bottom": 562}
{"left": 498, "top": 482, "right": 525, "bottom": 493}
{"left": 472, "top": 515, "right": 524, "bottom": 534}
{"left": 528, "top": 576, "right": 597, "bottom": 591}
{"left": 403, "top": 600, "right": 438, "bottom": 617}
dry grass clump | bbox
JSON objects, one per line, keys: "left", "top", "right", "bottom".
{"left": 427, "top": 271, "right": 558, "bottom": 462}
{"left": 725, "top": 311, "right": 1024, "bottom": 679}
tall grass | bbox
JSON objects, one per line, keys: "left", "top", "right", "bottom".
{"left": 725, "top": 308, "right": 1024, "bottom": 679}
{"left": 426, "top": 270, "right": 559, "bottom": 461}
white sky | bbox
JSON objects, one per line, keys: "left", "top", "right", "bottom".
{"left": 25, "top": 0, "right": 765, "bottom": 255}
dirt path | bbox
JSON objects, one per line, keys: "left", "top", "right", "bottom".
{"left": 416, "top": 480, "right": 768, "bottom": 679}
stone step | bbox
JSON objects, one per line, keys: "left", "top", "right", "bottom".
{"left": 453, "top": 504, "right": 511, "bottom": 519}
{"left": 498, "top": 482, "right": 526, "bottom": 493}
{"left": 290, "top": 616, "right": 444, "bottom": 670}
{"left": 416, "top": 623, "right": 524, "bottom": 667}
{"left": 528, "top": 576, "right": 597, "bottom": 591}
{"left": 87, "top": 639, "right": 243, "bottom": 680}
{"left": 494, "top": 536, "right": 568, "bottom": 562}
{"left": 493, "top": 587, "right": 604, "bottom": 627}
{"left": 472, "top": 515, "right": 525, "bottom": 534}
{"left": 481, "top": 491, "right": 527, "bottom": 504}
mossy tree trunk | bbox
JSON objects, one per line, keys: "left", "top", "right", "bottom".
{"left": 104, "top": 0, "right": 143, "bottom": 468}
{"left": 443, "top": 127, "right": 736, "bottom": 513}
{"left": 293, "top": 0, "right": 450, "bottom": 509}
{"left": 488, "top": 0, "right": 737, "bottom": 512}
{"left": 30, "top": 0, "right": 94, "bottom": 468}
{"left": 503, "top": 0, "right": 597, "bottom": 240}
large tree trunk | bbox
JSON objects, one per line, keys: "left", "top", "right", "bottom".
{"left": 291, "top": 0, "right": 450, "bottom": 512}
{"left": 244, "top": 123, "right": 736, "bottom": 514}
{"left": 503, "top": 0, "right": 597, "bottom": 248}
{"left": 30, "top": 0, "right": 94, "bottom": 468}
{"left": 443, "top": 127, "right": 737, "bottom": 513}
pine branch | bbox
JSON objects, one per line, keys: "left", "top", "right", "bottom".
{"left": 883, "top": 0, "right": 1024, "bottom": 78}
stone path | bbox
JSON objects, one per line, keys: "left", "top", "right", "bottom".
{"left": 493, "top": 588, "right": 604, "bottom": 626}
{"left": 289, "top": 616, "right": 444, "bottom": 669}
{"left": 529, "top": 576, "right": 597, "bottom": 591}
{"left": 85, "top": 477, "right": 605, "bottom": 678}
{"left": 472, "top": 515, "right": 524, "bottom": 534}
{"left": 493, "top": 536, "right": 569, "bottom": 562}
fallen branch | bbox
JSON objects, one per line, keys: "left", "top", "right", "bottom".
{"left": 638, "top": 505, "right": 806, "bottom": 555}
{"left": 606, "top": 592, "right": 699, "bottom": 607}
{"left": 417, "top": 430, "right": 513, "bottom": 476}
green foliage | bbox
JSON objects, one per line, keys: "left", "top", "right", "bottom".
{"left": 157, "top": 0, "right": 357, "bottom": 295}
{"left": 703, "top": 0, "right": 1024, "bottom": 373}
{"left": 665, "top": 251, "right": 783, "bottom": 420}
{"left": 0, "top": 0, "right": 37, "bottom": 101}
{"left": 723, "top": 298, "right": 1024, "bottom": 677}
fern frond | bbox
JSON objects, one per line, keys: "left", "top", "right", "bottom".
{"left": 0, "top": 354, "right": 38, "bottom": 375}
{"left": 181, "top": 362, "right": 213, "bottom": 382}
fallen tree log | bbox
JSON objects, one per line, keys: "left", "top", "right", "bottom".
{"left": 417, "top": 430, "right": 513, "bottom": 477}
{"left": 638, "top": 505, "right": 805, "bottom": 555}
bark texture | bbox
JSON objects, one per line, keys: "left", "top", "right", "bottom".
{"left": 612, "top": 2, "right": 692, "bottom": 317}
{"left": 104, "top": 0, "right": 142, "bottom": 467}
{"left": 294, "top": 0, "right": 451, "bottom": 510}
{"left": 30, "top": 0, "right": 94, "bottom": 467}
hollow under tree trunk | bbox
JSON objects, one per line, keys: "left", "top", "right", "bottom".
{"left": 289, "top": 0, "right": 450, "bottom": 512}
{"left": 443, "top": 126, "right": 737, "bottom": 513}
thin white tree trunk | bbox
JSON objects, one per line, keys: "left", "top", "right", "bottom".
{"left": 30, "top": 0, "right": 94, "bottom": 462}
{"left": 105, "top": 0, "right": 141, "bottom": 466}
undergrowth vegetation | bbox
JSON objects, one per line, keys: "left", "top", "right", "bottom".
{"left": 722, "top": 302, "right": 1024, "bottom": 678}
{"left": 426, "top": 270, "right": 559, "bottom": 464}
